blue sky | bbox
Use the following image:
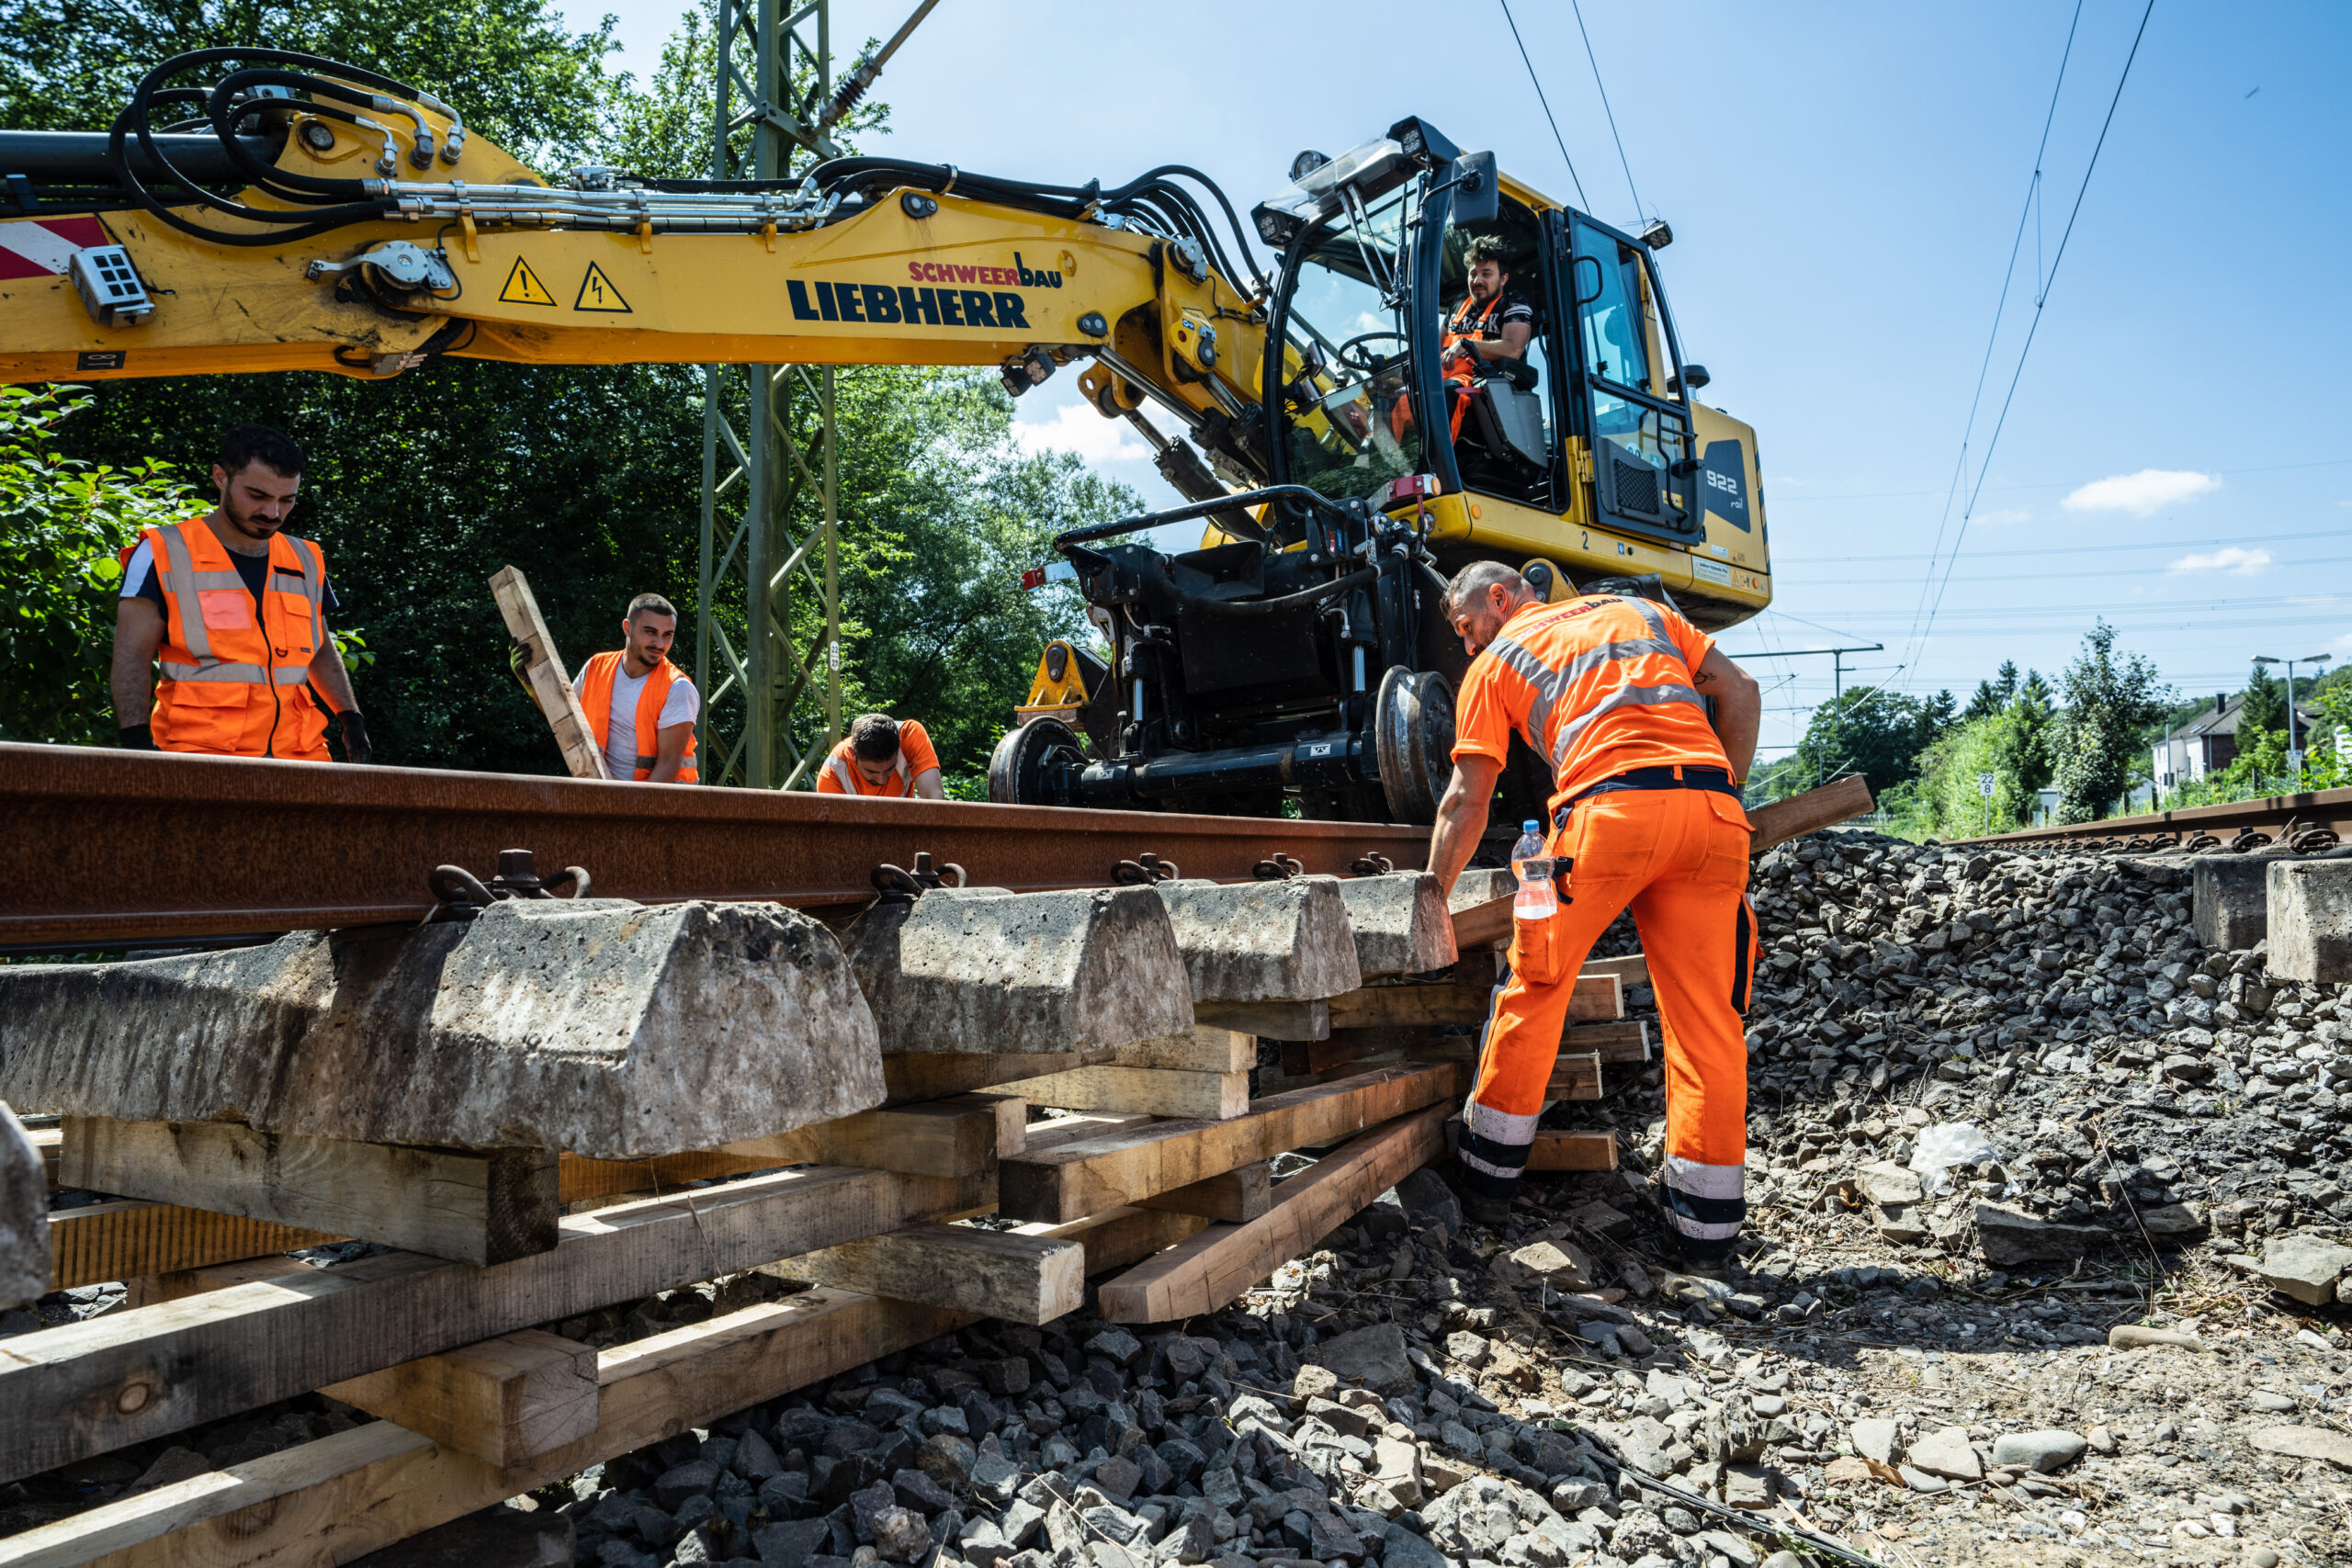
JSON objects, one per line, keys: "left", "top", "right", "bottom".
{"left": 574, "top": 0, "right": 2351, "bottom": 758}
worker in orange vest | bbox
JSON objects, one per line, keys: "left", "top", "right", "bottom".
{"left": 111, "top": 424, "right": 368, "bottom": 762}
{"left": 1428, "top": 561, "right": 1763, "bottom": 1258}
{"left": 816, "top": 713, "right": 944, "bottom": 798}
{"left": 572, "top": 594, "right": 699, "bottom": 783}
{"left": 1391, "top": 235, "right": 1535, "bottom": 445}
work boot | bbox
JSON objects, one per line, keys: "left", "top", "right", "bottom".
{"left": 1463, "top": 1193, "right": 1513, "bottom": 1228}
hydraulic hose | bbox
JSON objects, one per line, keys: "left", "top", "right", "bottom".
{"left": 1150, "top": 562, "right": 1379, "bottom": 618}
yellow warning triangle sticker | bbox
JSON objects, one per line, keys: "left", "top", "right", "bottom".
{"left": 573, "top": 261, "right": 633, "bottom": 313}
{"left": 498, "top": 256, "right": 556, "bottom": 306}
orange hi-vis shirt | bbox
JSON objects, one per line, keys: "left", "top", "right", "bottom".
{"left": 1452, "top": 593, "right": 1729, "bottom": 811}
{"left": 816, "top": 718, "right": 941, "bottom": 796}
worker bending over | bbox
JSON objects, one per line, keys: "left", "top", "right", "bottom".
{"left": 1428, "top": 562, "right": 1762, "bottom": 1258}
{"left": 112, "top": 424, "right": 368, "bottom": 762}
{"left": 573, "top": 594, "right": 698, "bottom": 783}
{"left": 818, "top": 713, "right": 944, "bottom": 799}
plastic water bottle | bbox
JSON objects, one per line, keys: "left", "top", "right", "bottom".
{"left": 1511, "top": 819, "right": 1556, "bottom": 920}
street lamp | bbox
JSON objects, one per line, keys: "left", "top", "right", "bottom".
{"left": 2253, "top": 653, "right": 2334, "bottom": 784}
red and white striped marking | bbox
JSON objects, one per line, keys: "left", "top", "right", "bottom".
{"left": 0, "top": 217, "right": 110, "bottom": 281}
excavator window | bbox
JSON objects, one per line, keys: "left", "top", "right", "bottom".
{"left": 1272, "top": 185, "right": 1423, "bottom": 505}
{"left": 1438, "top": 198, "right": 1558, "bottom": 509}
{"left": 1570, "top": 217, "right": 1698, "bottom": 537}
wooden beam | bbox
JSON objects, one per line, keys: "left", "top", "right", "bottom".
{"left": 1193, "top": 998, "right": 1328, "bottom": 1041}
{"left": 997, "top": 1061, "right": 1462, "bottom": 1224}
{"left": 1281, "top": 1035, "right": 1374, "bottom": 1077}
{"left": 1023, "top": 1111, "right": 1159, "bottom": 1151}
{"left": 0, "top": 1204, "right": 1212, "bottom": 1568}
{"left": 0, "top": 1162, "right": 967, "bottom": 1485}
{"left": 993, "top": 1066, "right": 1247, "bottom": 1122}
{"left": 557, "top": 1094, "right": 1021, "bottom": 1203}
{"left": 1450, "top": 894, "right": 1514, "bottom": 952}
{"left": 1566, "top": 1021, "right": 1648, "bottom": 1063}
{"left": 1108, "top": 1027, "right": 1255, "bottom": 1073}
{"left": 1545, "top": 1053, "right": 1601, "bottom": 1101}
{"left": 880, "top": 1049, "right": 1123, "bottom": 1104}
{"left": 489, "top": 565, "right": 606, "bottom": 781}
{"left": 1098, "top": 1102, "right": 1451, "bottom": 1324}
{"left": 48, "top": 1201, "right": 339, "bottom": 1292}
{"left": 319, "top": 1328, "right": 596, "bottom": 1470}
{"left": 28, "top": 1122, "right": 59, "bottom": 1190}
{"left": 1748, "top": 775, "right": 1873, "bottom": 854}
{"left": 1136, "top": 1162, "right": 1271, "bottom": 1224}
{"left": 1325, "top": 972, "right": 1618, "bottom": 1032}
{"left": 1524, "top": 1130, "right": 1618, "bottom": 1172}
{"left": 1580, "top": 953, "right": 1649, "bottom": 989}
{"left": 761, "top": 1222, "right": 1085, "bottom": 1325}
{"left": 62, "top": 1118, "right": 560, "bottom": 1269}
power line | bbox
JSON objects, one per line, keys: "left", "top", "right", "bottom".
{"left": 1898, "top": 0, "right": 2086, "bottom": 668}
{"left": 1773, "top": 454, "right": 2352, "bottom": 504}
{"left": 1568, "top": 0, "right": 1642, "bottom": 219}
{"left": 1909, "top": 0, "right": 2160, "bottom": 669}
{"left": 1778, "top": 525, "right": 2349, "bottom": 565}
{"left": 1498, "top": 0, "right": 1591, "bottom": 209}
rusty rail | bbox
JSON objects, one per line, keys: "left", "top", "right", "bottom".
{"left": 1953, "top": 783, "right": 2352, "bottom": 851}
{"left": 0, "top": 743, "right": 1430, "bottom": 946}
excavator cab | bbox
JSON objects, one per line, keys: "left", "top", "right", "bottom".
{"left": 993, "top": 117, "right": 1771, "bottom": 828}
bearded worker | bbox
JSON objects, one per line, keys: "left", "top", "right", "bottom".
{"left": 1426, "top": 561, "right": 1763, "bottom": 1258}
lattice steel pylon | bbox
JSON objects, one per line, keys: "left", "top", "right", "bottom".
{"left": 694, "top": 0, "right": 842, "bottom": 789}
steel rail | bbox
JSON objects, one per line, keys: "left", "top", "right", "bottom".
{"left": 0, "top": 742, "right": 1430, "bottom": 947}
{"left": 1953, "top": 783, "right": 2352, "bottom": 850}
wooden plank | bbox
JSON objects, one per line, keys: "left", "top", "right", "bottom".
{"left": 761, "top": 1222, "right": 1084, "bottom": 1325}
{"left": 1524, "top": 1130, "right": 1618, "bottom": 1172}
{"left": 0, "top": 1162, "right": 967, "bottom": 1485}
{"left": 1136, "top": 1162, "right": 1271, "bottom": 1224}
{"left": 1544, "top": 1052, "right": 1601, "bottom": 1101}
{"left": 1108, "top": 1027, "right": 1255, "bottom": 1073}
{"left": 1282, "top": 1035, "right": 1375, "bottom": 1077}
{"left": 1023, "top": 1111, "right": 1158, "bottom": 1152}
{"left": 29, "top": 1123, "right": 59, "bottom": 1190}
{"left": 0, "top": 1205, "right": 1211, "bottom": 1568}
{"left": 48, "top": 1201, "right": 339, "bottom": 1292}
{"left": 997, "top": 1061, "right": 1463, "bottom": 1224}
{"left": 1748, "top": 774, "right": 1873, "bottom": 854}
{"left": 557, "top": 1094, "right": 1020, "bottom": 1203}
{"left": 1193, "top": 998, "right": 1328, "bottom": 1041}
{"left": 1581, "top": 953, "right": 1649, "bottom": 989}
{"left": 1098, "top": 1102, "right": 1451, "bottom": 1324}
{"left": 1451, "top": 894, "right": 1514, "bottom": 952}
{"left": 994, "top": 1066, "right": 1248, "bottom": 1122}
{"left": 880, "top": 1051, "right": 1103, "bottom": 1104}
{"left": 318, "top": 1328, "right": 596, "bottom": 1470}
{"left": 489, "top": 564, "right": 606, "bottom": 781}
{"left": 62, "top": 1118, "right": 560, "bottom": 1269}
{"left": 1325, "top": 972, "right": 1618, "bottom": 1032}
{"left": 1567, "top": 1021, "right": 1647, "bottom": 1063}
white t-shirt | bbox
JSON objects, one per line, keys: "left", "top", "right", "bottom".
{"left": 574, "top": 660, "right": 700, "bottom": 779}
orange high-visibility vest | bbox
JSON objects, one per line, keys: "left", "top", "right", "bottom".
{"left": 131, "top": 520, "right": 334, "bottom": 761}
{"left": 1392, "top": 291, "right": 1506, "bottom": 443}
{"left": 1465, "top": 594, "right": 1731, "bottom": 808}
{"left": 578, "top": 650, "right": 699, "bottom": 783}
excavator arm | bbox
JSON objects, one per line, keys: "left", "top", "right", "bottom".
{"left": 0, "top": 50, "right": 1278, "bottom": 494}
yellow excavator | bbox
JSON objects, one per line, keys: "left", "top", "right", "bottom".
{"left": 0, "top": 49, "right": 1772, "bottom": 825}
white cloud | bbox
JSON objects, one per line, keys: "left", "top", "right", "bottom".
{"left": 1010, "top": 402, "right": 1148, "bottom": 465}
{"left": 2061, "top": 468, "right": 2221, "bottom": 516}
{"left": 2167, "top": 546, "right": 2273, "bottom": 576}
{"left": 1973, "top": 507, "right": 2030, "bottom": 525}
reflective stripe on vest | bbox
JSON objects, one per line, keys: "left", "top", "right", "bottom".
{"left": 148, "top": 523, "right": 323, "bottom": 685}
{"left": 826, "top": 744, "right": 911, "bottom": 795}
{"left": 1477, "top": 595, "right": 1712, "bottom": 777}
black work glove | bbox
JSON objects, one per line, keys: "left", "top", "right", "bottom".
{"left": 119, "top": 723, "right": 156, "bottom": 751}
{"left": 339, "top": 710, "right": 373, "bottom": 766}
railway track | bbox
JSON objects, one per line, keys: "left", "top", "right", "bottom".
{"left": 1954, "top": 782, "right": 2351, "bottom": 854}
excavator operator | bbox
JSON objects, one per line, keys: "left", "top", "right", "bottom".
{"left": 1425, "top": 561, "right": 1763, "bottom": 1259}
{"left": 1390, "top": 235, "right": 1533, "bottom": 446}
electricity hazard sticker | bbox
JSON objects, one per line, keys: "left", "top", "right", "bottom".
{"left": 574, "top": 262, "right": 632, "bottom": 313}
{"left": 499, "top": 257, "right": 556, "bottom": 306}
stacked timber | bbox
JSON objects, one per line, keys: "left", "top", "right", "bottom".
{"left": 0, "top": 865, "right": 1635, "bottom": 1566}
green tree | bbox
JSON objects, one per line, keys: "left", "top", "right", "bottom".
{"left": 2052, "top": 621, "right": 2168, "bottom": 822}
{"left": 1789, "top": 685, "right": 1955, "bottom": 801}
{"left": 0, "top": 386, "right": 206, "bottom": 745}
{"left": 2238, "top": 663, "right": 2287, "bottom": 744}
{"left": 1961, "top": 659, "right": 2019, "bottom": 723}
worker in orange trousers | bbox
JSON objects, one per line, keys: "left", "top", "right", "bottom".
{"left": 1427, "top": 561, "right": 1763, "bottom": 1258}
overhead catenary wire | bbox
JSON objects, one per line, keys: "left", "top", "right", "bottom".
{"left": 1903, "top": 0, "right": 2160, "bottom": 679}
{"left": 1497, "top": 0, "right": 1591, "bottom": 210}
{"left": 1567, "top": 0, "right": 1643, "bottom": 220}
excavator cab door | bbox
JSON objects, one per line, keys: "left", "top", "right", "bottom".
{"left": 1564, "top": 214, "right": 1699, "bottom": 540}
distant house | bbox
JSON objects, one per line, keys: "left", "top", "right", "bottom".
{"left": 2154, "top": 691, "right": 2324, "bottom": 789}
